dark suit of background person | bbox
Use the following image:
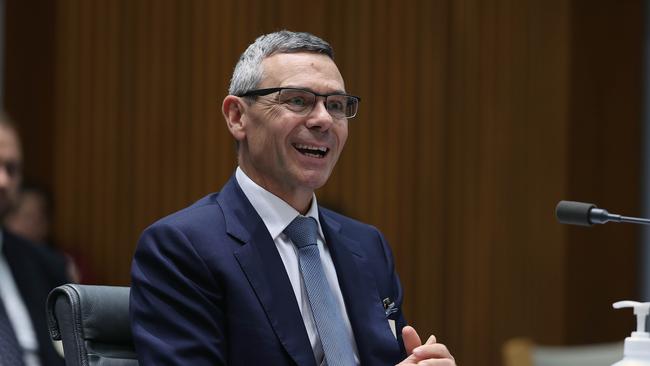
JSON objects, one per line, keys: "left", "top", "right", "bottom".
{"left": 3, "top": 230, "right": 68, "bottom": 366}
{"left": 0, "top": 115, "right": 68, "bottom": 366}
{"left": 130, "top": 31, "right": 456, "bottom": 366}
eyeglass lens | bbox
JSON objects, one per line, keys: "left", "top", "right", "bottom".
{"left": 277, "top": 89, "right": 358, "bottom": 118}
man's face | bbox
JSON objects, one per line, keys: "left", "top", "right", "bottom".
{"left": 0, "top": 125, "right": 21, "bottom": 219}
{"left": 237, "top": 52, "right": 349, "bottom": 205}
{"left": 5, "top": 191, "right": 48, "bottom": 242}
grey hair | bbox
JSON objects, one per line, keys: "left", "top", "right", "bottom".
{"left": 228, "top": 30, "right": 334, "bottom": 96}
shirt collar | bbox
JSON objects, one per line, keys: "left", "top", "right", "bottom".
{"left": 235, "top": 167, "right": 324, "bottom": 241}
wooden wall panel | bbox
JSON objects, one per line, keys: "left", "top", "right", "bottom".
{"left": 566, "top": 0, "right": 644, "bottom": 344}
{"left": 3, "top": 0, "right": 56, "bottom": 185}
{"left": 3, "top": 0, "right": 643, "bottom": 365}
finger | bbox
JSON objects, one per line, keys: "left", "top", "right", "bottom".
{"left": 412, "top": 343, "right": 453, "bottom": 360}
{"left": 416, "top": 359, "right": 456, "bottom": 365}
{"left": 424, "top": 335, "right": 437, "bottom": 345}
{"left": 402, "top": 326, "right": 422, "bottom": 355}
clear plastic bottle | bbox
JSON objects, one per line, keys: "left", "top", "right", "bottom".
{"left": 612, "top": 301, "right": 650, "bottom": 366}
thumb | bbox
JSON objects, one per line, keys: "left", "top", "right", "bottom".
{"left": 402, "top": 325, "right": 422, "bottom": 355}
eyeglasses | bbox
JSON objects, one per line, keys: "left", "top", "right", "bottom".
{"left": 238, "top": 87, "right": 361, "bottom": 119}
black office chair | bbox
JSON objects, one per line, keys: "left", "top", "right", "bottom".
{"left": 46, "top": 284, "right": 139, "bottom": 366}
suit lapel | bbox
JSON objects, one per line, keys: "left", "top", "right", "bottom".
{"left": 319, "top": 211, "right": 401, "bottom": 365}
{"left": 218, "top": 177, "right": 316, "bottom": 366}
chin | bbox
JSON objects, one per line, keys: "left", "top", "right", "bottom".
{"left": 299, "top": 173, "right": 331, "bottom": 190}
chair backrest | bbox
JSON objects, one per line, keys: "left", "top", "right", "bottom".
{"left": 46, "top": 284, "right": 139, "bottom": 366}
{"left": 503, "top": 337, "right": 623, "bottom": 366}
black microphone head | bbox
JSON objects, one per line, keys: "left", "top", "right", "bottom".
{"left": 556, "top": 200, "right": 596, "bottom": 226}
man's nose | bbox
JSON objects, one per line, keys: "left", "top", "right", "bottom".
{"left": 306, "top": 100, "right": 334, "bottom": 131}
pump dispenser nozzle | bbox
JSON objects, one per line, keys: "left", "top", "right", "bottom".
{"left": 612, "top": 300, "right": 650, "bottom": 363}
{"left": 614, "top": 301, "right": 650, "bottom": 336}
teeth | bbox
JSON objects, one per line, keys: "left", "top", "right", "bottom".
{"left": 294, "top": 143, "right": 328, "bottom": 153}
{"left": 303, "top": 152, "right": 323, "bottom": 158}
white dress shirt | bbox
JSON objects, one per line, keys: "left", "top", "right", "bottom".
{"left": 235, "top": 167, "right": 360, "bottom": 365}
{"left": 0, "top": 231, "right": 41, "bottom": 366}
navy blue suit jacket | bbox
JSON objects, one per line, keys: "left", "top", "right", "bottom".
{"left": 130, "top": 176, "right": 407, "bottom": 365}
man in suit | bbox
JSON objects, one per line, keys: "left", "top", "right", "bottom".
{"left": 130, "top": 31, "right": 455, "bottom": 365}
{"left": 0, "top": 115, "right": 68, "bottom": 366}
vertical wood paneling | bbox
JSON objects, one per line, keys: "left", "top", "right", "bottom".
{"left": 412, "top": 0, "right": 449, "bottom": 346}
{"left": 2, "top": 1, "right": 56, "bottom": 185}
{"left": 3, "top": 0, "right": 642, "bottom": 364}
{"left": 566, "top": 0, "right": 643, "bottom": 344}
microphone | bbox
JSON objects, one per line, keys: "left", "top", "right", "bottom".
{"left": 556, "top": 200, "right": 650, "bottom": 226}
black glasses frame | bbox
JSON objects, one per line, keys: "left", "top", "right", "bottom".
{"left": 237, "top": 87, "right": 361, "bottom": 118}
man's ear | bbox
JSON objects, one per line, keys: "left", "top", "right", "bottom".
{"left": 222, "top": 95, "right": 247, "bottom": 141}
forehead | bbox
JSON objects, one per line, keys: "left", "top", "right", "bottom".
{"left": 259, "top": 52, "right": 345, "bottom": 92}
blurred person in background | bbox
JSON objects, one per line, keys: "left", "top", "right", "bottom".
{"left": 4, "top": 183, "right": 94, "bottom": 284}
{"left": 5, "top": 183, "right": 52, "bottom": 245}
{"left": 0, "top": 113, "right": 69, "bottom": 366}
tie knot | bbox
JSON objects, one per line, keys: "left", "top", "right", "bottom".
{"left": 284, "top": 216, "right": 319, "bottom": 249}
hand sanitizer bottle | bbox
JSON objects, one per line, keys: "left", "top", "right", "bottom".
{"left": 612, "top": 301, "right": 650, "bottom": 365}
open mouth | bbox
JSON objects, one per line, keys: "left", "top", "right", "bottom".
{"left": 293, "top": 143, "right": 329, "bottom": 159}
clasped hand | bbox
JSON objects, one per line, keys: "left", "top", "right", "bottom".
{"left": 396, "top": 326, "right": 456, "bottom": 366}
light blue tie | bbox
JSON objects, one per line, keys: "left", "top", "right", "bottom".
{"left": 284, "top": 216, "right": 356, "bottom": 366}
